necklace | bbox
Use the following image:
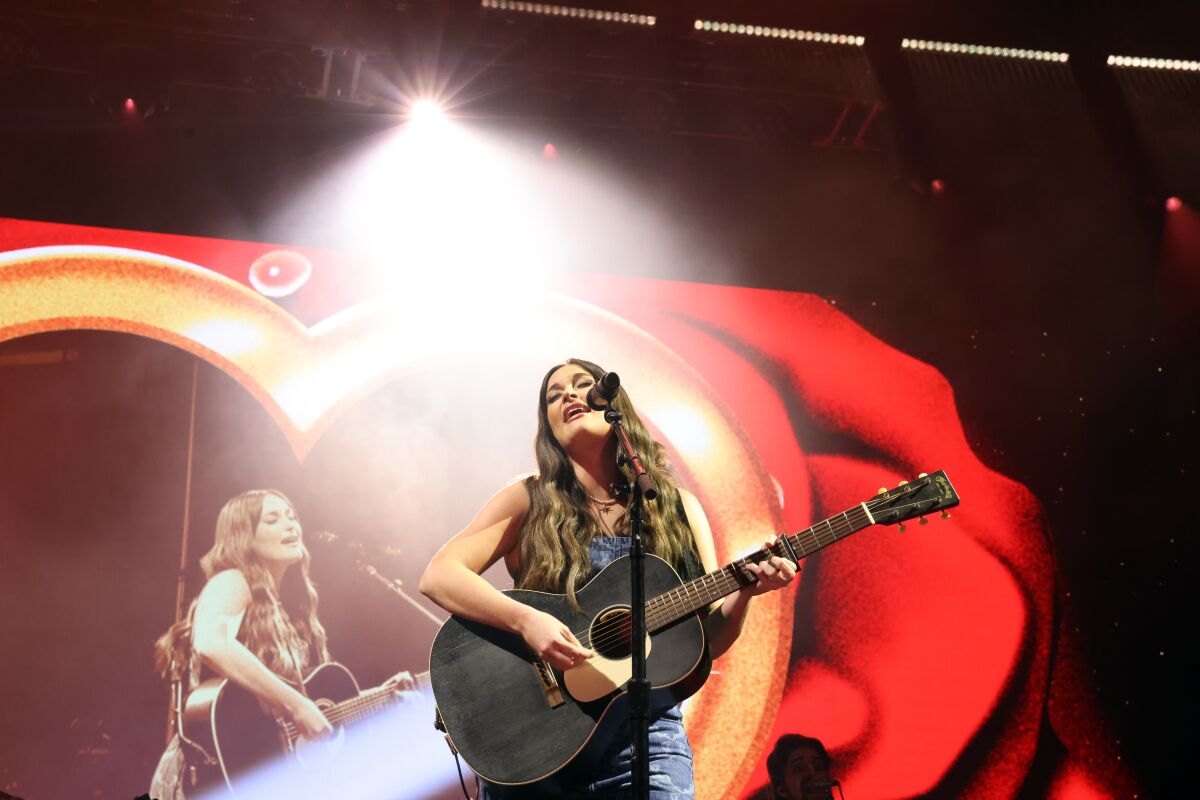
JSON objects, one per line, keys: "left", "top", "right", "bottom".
{"left": 587, "top": 494, "right": 619, "bottom": 515}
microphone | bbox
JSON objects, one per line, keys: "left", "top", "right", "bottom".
{"left": 314, "top": 531, "right": 403, "bottom": 557}
{"left": 586, "top": 371, "right": 621, "bottom": 411}
{"left": 313, "top": 531, "right": 364, "bottom": 553}
{"left": 801, "top": 776, "right": 839, "bottom": 799}
{"left": 804, "top": 778, "right": 839, "bottom": 789}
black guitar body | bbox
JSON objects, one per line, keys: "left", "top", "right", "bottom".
{"left": 429, "top": 554, "right": 711, "bottom": 787}
{"left": 181, "top": 661, "right": 361, "bottom": 797}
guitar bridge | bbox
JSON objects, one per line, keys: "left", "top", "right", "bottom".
{"left": 532, "top": 658, "right": 566, "bottom": 708}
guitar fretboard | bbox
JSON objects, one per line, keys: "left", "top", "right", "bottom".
{"left": 282, "top": 671, "right": 431, "bottom": 744}
{"left": 324, "top": 686, "right": 397, "bottom": 728}
{"left": 645, "top": 504, "right": 874, "bottom": 632}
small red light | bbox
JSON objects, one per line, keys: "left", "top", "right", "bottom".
{"left": 1165, "top": 196, "right": 1183, "bottom": 213}
{"left": 930, "top": 179, "right": 945, "bottom": 195}
{"left": 123, "top": 98, "right": 137, "bottom": 113}
{"left": 543, "top": 143, "right": 558, "bottom": 160}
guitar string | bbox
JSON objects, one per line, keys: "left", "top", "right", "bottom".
{"left": 431, "top": 487, "right": 941, "bottom": 662}
{"left": 431, "top": 490, "right": 931, "bottom": 661}
{"left": 324, "top": 688, "right": 392, "bottom": 726}
{"left": 418, "top": 524, "right": 847, "bottom": 668}
{"left": 458, "top": 491, "right": 932, "bottom": 661}
{"left": 527, "top": 512, "right": 866, "bottom": 657}
{"left": 539, "top": 489, "right": 941, "bottom": 656}
{"left": 327, "top": 669, "right": 431, "bottom": 725}
{"left": 334, "top": 680, "right": 422, "bottom": 723}
{"left": 279, "top": 672, "right": 434, "bottom": 740}
{"left": 281, "top": 685, "right": 399, "bottom": 739}
{"left": 644, "top": 489, "right": 942, "bottom": 638}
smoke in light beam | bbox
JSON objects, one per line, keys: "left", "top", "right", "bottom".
{"left": 191, "top": 692, "right": 464, "bottom": 800}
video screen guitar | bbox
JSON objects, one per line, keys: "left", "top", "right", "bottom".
{"left": 179, "top": 662, "right": 428, "bottom": 797}
{"left": 428, "top": 470, "right": 960, "bottom": 786}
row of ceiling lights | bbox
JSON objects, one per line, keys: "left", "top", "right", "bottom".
{"left": 476, "top": 2, "right": 1196, "bottom": 69}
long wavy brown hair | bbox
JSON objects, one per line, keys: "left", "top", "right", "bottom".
{"left": 154, "top": 490, "right": 329, "bottom": 686}
{"left": 517, "top": 358, "right": 699, "bottom": 609}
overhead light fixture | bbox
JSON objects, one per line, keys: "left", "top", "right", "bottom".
{"left": 902, "top": 38, "right": 1069, "bottom": 63}
{"left": 1107, "top": 55, "right": 1200, "bottom": 72}
{"left": 481, "top": 0, "right": 655, "bottom": 27}
{"left": 695, "top": 19, "right": 865, "bottom": 47}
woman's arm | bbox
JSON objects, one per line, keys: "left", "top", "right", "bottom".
{"left": 681, "top": 488, "right": 796, "bottom": 660}
{"left": 419, "top": 481, "right": 592, "bottom": 670}
{"left": 191, "top": 569, "right": 331, "bottom": 737}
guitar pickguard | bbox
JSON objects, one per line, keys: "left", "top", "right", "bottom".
{"left": 564, "top": 633, "right": 652, "bottom": 703}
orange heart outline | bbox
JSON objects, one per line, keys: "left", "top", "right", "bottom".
{"left": 0, "top": 245, "right": 790, "bottom": 799}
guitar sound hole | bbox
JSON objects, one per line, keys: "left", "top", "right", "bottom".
{"left": 591, "top": 608, "right": 633, "bottom": 659}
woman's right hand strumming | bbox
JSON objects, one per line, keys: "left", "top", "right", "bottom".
{"left": 517, "top": 607, "right": 593, "bottom": 671}
{"left": 289, "top": 695, "right": 334, "bottom": 739}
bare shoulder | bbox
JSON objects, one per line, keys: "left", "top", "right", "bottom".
{"left": 677, "top": 487, "right": 708, "bottom": 521}
{"left": 196, "top": 568, "right": 253, "bottom": 613}
{"left": 428, "top": 477, "right": 533, "bottom": 576}
{"left": 677, "top": 487, "right": 719, "bottom": 573}
{"left": 491, "top": 476, "right": 533, "bottom": 516}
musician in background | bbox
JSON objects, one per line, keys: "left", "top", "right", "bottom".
{"left": 420, "top": 358, "right": 797, "bottom": 798}
{"left": 765, "top": 734, "right": 837, "bottom": 800}
{"left": 149, "top": 490, "right": 332, "bottom": 799}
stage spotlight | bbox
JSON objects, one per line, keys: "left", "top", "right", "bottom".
{"left": 1165, "top": 196, "right": 1183, "bottom": 213}
{"left": 409, "top": 100, "right": 445, "bottom": 125}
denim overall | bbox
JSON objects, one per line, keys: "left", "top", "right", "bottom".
{"left": 480, "top": 536, "right": 696, "bottom": 799}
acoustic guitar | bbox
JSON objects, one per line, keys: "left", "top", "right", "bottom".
{"left": 179, "top": 661, "right": 428, "bottom": 797}
{"left": 428, "top": 471, "right": 960, "bottom": 786}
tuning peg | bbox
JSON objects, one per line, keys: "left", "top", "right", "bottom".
{"left": 898, "top": 480, "right": 908, "bottom": 486}
{"left": 919, "top": 516, "right": 929, "bottom": 526}
{"left": 877, "top": 487, "right": 888, "bottom": 495}
{"left": 898, "top": 522, "right": 907, "bottom": 533}
{"left": 940, "top": 510, "right": 951, "bottom": 519}
{"left": 918, "top": 472, "right": 928, "bottom": 478}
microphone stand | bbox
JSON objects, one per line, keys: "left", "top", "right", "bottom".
{"left": 604, "top": 407, "right": 657, "bottom": 800}
{"left": 337, "top": 538, "right": 445, "bottom": 628}
{"left": 354, "top": 556, "right": 446, "bottom": 628}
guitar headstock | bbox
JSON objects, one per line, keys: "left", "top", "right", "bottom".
{"left": 867, "top": 470, "right": 960, "bottom": 530}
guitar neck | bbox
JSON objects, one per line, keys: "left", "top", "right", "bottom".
{"left": 321, "top": 685, "right": 397, "bottom": 728}
{"left": 287, "top": 670, "right": 431, "bottom": 738}
{"left": 646, "top": 503, "right": 875, "bottom": 633}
